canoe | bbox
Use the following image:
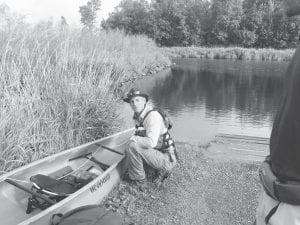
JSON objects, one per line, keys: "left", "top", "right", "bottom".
{"left": 0, "top": 128, "right": 134, "bottom": 225}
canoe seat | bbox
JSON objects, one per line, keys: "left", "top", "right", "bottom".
{"left": 30, "top": 174, "right": 77, "bottom": 196}
{"left": 25, "top": 174, "right": 79, "bottom": 214}
{"left": 27, "top": 169, "right": 98, "bottom": 214}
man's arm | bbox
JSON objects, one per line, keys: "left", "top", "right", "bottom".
{"left": 131, "top": 112, "right": 163, "bottom": 149}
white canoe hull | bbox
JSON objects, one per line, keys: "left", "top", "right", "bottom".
{"left": 0, "top": 128, "right": 134, "bottom": 225}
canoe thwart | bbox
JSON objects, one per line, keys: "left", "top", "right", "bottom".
{"left": 85, "top": 155, "right": 110, "bottom": 171}
{"left": 69, "top": 152, "right": 109, "bottom": 171}
{"left": 95, "top": 144, "right": 124, "bottom": 155}
{"left": 69, "top": 152, "right": 93, "bottom": 161}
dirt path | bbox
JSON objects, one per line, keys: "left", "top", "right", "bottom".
{"left": 103, "top": 141, "right": 263, "bottom": 225}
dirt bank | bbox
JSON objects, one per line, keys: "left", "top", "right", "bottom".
{"left": 103, "top": 142, "right": 262, "bottom": 225}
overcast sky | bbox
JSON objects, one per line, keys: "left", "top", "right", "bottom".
{"left": 0, "top": 0, "right": 121, "bottom": 26}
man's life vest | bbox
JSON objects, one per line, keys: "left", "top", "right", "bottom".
{"left": 134, "top": 108, "right": 172, "bottom": 130}
{"left": 134, "top": 108, "right": 179, "bottom": 162}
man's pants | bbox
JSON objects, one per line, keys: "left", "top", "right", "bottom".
{"left": 256, "top": 188, "right": 300, "bottom": 225}
{"left": 125, "top": 142, "right": 176, "bottom": 181}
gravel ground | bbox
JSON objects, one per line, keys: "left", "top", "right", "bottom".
{"left": 103, "top": 142, "right": 262, "bottom": 225}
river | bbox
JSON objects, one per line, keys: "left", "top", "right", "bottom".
{"left": 121, "top": 58, "right": 289, "bottom": 144}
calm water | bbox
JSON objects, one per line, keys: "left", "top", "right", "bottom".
{"left": 121, "top": 59, "right": 289, "bottom": 144}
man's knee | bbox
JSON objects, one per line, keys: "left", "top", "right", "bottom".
{"left": 126, "top": 141, "right": 140, "bottom": 156}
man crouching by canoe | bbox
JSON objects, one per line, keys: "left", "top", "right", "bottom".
{"left": 123, "top": 88, "right": 178, "bottom": 191}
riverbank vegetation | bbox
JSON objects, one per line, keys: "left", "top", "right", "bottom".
{"left": 165, "top": 46, "right": 295, "bottom": 61}
{"left": 0, "top": 10, "right": 170, "bottom": 173}
{"left": 102, "top": 0, "right": 300, "bottom": 49}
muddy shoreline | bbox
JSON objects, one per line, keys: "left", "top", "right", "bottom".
{"left": 103, "top": 142, "right": 262, "bottom": 225}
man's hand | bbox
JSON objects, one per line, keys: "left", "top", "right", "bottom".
{"left": 129, "top": 136, "right": 138, "bottom": 143}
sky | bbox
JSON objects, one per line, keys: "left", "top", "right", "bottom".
{"left": 0, "top": 0, "right": 122, "bottom": 26}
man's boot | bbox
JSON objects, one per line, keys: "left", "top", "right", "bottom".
{"left": 153, "top": 170, "right": 171, "bottom": 186}
{"left": 132, "top": 179, "right": 147, "bottom": 192}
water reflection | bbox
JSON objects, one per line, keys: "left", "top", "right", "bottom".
{"left": 124, "top": 59, "right": 289, "bottom": 143}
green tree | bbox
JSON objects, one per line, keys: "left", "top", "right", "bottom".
{"left": 101, "top": 0, "right": 150, "bottom": 35}
{"left": 184, "top": 0, "right": 211, "bottom": 45}
{"left": 227, "top": 0, "right": 244, "bottom": 45}
{"left": 240, "top": 0, "right": 259, "bottom": 47}
{"left": 102, "top": 0, "right": 190, "bottom": 46}
{"left": 254, "top": 0, "right": 274, "bottom": 47}
{"left": 149, "top": 0, "right": 189, "bottom": 46}
{"left": 209, "top": 0, "right": 244, "bottom": 46}
{"left": 79, "top": 0, "right": 101, "bottom": 30}
{"left": 101, "top": 0, "right": 300, "bottom": 48}
{"left": 274, "top": 14, "right": 300, "bottom": 48}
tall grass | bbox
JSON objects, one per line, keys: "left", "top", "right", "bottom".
{"left": 0, "top": 22, "right": 170, "bottom": 173}
{"left": 164, "top": 46, "right": 295, "bottom": 61}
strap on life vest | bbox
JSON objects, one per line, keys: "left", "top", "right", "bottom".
{"left": 133, "top": 110, "right": 179, "bottom": 162}
{"left": 155, "top": 132, "right": 178, "bottom": 162}
{"left": 259, "top": 157, "right": 300, "bottom": 205}
{"left": 135, "top": 108, "right": 172, "bottom": 130}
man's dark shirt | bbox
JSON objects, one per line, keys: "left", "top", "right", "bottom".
{"left": 270, "top": 47, "right": 300, "bottom": 181}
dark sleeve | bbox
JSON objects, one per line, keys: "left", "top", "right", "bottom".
{"left": 270, "top": 47, "right": 300, "bottom": 181}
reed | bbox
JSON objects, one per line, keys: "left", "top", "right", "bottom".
{"left": 0, "top": 22, "right": 170, "bottom": 173}
{"left": 164, "top": 46, "right": 295, "bottom": 61}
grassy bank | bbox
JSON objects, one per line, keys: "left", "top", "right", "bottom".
{"left": 0, "top": 23, "right": 170, "bottom": 173}
{"left": 164, "top": 46, "right": 295, "bottom": 61}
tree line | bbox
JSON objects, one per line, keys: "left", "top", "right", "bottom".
{"left": 98, "top": 0, "right": 300, "bottom": 48}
